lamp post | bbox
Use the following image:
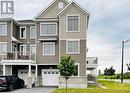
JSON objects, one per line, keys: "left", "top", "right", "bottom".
{"left": 121, "top": 39, "right": 130, "bottom": 83}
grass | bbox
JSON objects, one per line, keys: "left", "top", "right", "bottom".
{"left": 52, "top": 80, "right": 130, "bottom": 93}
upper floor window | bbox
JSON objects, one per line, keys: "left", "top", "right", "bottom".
{"left": 58, "top": 2, "right": 63, "bottom": 9}
{"left": 67, "top": 15, "right": 80, "bottom": 32}
{"left": 0, "top": 42, "right": 7, "bottom": 53}
{"left": 20, "top": 27, "right": 26, "bottom": 39}
{"left": 20, "top": 45, "right": 26, "bottom": 55}
{"left": 0, "top": 22, "right": 7, "bottom": 35}
{"left": 30, "top": 26, "right": 36, "bottom": 39}
{"left": 42, "top": 42, "right": 55, "bottom": 56}
{"left": 40, "top": 23, "right": 57, "bottom": 36}
{"left": 30, "top": 44, "right": 36, "bottom": 54}
{"left": 66, "top": 39, "right": 80, "bottom": 54}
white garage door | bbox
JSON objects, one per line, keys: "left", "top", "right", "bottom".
{"left": 42, "top": 69, "right": 59, "bottom": 86}
{"left": 18, "top": 70, "right": 35, "bottom": 85}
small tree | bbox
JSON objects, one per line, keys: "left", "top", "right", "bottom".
{"left": 126, "top": 63, "right": 130, "bottom": 71}
{"left": 58, "top": 56, "right": 77, "bottom": 93}
{"left": 104, "top": 67, "right": 115, "bottom": 76}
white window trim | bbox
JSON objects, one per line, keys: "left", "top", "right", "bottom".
{"left": 30, "top": 44, "right": 36, "bottom": 54}
{"left": 20, "top": 27, "right": 26, "bottom": 39}
{"left": 20, "top": 44, "right": 26, "bottom": 54}
{"left": 42, "top": 42, "right": 55, "bottom": 56}
{"left": 30, "top": 26, "right": 36, "bottom": 39}
{"left": 66, "top": 39, "right": 80, "bottom": 54}
{"left": 72, "top": 63, "right": 80, "bottom": 77}
{"left": 0, "top": 22, "right": 7, "bottom": 36}
{"left": 66, "top": 14, "right": 80, "bottom": 32}
{"left": 0, "top": 42, "right": 7, "bottom": 54}
{"left": 58, "top": 2, "right": 64, "bottom": 9}
{"left": 40, "top": 22, "right": 58, "bottom": 36}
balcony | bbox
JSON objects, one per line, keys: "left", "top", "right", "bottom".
{"left": 0, "top": 51, "right": 35, "bottom": 61}
{"left": 87, "top": 57, "right": 98, "bottom": 69}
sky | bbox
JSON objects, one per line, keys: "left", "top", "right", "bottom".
{"left": 2, "top": 0, "right": 130, "bottom": 73}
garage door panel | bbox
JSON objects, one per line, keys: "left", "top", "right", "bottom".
{"left": 42, "top": 69, "right": 59, "bottom": 86}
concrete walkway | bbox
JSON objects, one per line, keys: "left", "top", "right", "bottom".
{"left": 1, "top": 87, "right": 57, "bottom": 93}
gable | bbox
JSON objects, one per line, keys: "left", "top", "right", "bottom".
{"left": 35, "top": 0, "right": 68, "bottom": 19}
{"left": 58, "top": 1, "right": 89, "bottom": 16}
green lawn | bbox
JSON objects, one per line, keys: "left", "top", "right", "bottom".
{"left": 52, "top": 80, "right": 130, "bottom": 93}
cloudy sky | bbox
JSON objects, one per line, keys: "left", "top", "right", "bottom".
{"left": 6, "top": 0, "right": 130, "bottom": 73}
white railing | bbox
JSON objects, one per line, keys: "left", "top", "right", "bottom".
{"left": 0, "top": 51, "right": 35, "bottom": 61}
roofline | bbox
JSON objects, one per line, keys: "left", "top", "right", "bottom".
{"left": 34, "top": 0, "right": 69, "bottom": 20}
{"left": 57, "top": 1, "right": 90, "bottom": 16}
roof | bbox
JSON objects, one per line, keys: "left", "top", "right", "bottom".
{"left": 34, "top": 0, "right": 69, "bottom": 19}
{"left": 17, "top": 20, "right": 35, "bottom": 25}
{"left": 57, "top": 1, "right": 90, "bottom": 16}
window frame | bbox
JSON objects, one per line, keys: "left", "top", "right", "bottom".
{"left": 0, "top": 42, "right": 7, "bottom": 54}
{"left": 42, "top": 42, "right": 55, "bottom": 56}
{"left": 30, "top": 44, "right": 36, "bottom": 54}
{"left": 0, "top": 22, "right": 7, "bottom": 36}
{"left": 58, "top": 2, "right": 64, "bottom": 9}
{"left": 20, "top": 44, "right": 26, "bottom": 54}
{"left": 66, "top": 39, "right": 80, "bottom": 54}
{"left": 40, "top": 22, "right": 58, "bottom": 36}
{"left": 66, "top": 14, "right": 80, "bottom": 32}
{"left": 30, "top": 26, "right": 36, "bottom": 39}
{"left": 20, "top": 26, "right": 26, "bottom": 39}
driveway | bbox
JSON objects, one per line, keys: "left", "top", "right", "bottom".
{"left": 1, "top": 87, "right": 57, "bottom": 93}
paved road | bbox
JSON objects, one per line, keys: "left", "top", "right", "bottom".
{"left": 1, "top": 87, "right": 57, "bottom": 93}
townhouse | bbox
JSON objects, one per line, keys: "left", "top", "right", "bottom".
{"left": 0, "top": 0, "right": 89, "bottom": 88}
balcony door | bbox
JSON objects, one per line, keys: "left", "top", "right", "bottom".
{"left": 20, "top": 45, "right": 26, "bottom": 55}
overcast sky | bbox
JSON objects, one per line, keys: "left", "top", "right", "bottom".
{"left": 8, "top": 0, "right": 130, "bottom": 73}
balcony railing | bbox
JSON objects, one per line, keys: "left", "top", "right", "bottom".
{"left": 0, "top": 52, "right": 35, "bottom": 61}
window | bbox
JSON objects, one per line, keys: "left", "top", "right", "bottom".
{"left": 74, "top": 65, "right": 78, "bottom": 76}
{"left": 30, "top": 44, "right": 36, "bottom": 54}
{"left": 0, "top": 42, "right": 7, "bottom": 53}
{"left": 20, "top": 27, "right": 26, "bottom": 39}
{"left": 30, "top": 26, "right": 36, "bottom": 38}
{"left": 58, "top": 2, "right": 63, "bottom": 9}
{"left": 66, "top": 40, "right": 80, "bottom": 54}
{"left": 43, "top": 42, "right": 55, "bottom": 55}
{"left": 0, "top": 22, "right": 7, "bottom": 35}
{"left": 20, "top": 45, "right": 26, "bottom": 55}
{"left": 67, "top": 15, "right": 79, "bottom": 32}
{"left": 40, "top": 23, "right": 57, "bottom": 36}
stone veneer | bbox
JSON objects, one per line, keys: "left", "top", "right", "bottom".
{"left": 59, "top": 76, "right": 88, "bottom": 88}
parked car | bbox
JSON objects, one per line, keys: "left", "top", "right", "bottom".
{"left": 0, "top": 76, "right": 25, "bottom": 91}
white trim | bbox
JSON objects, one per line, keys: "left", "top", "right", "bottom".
{"left": 66, "top": 14, "right": 80, "bottom": 32}
{"left": 75, "top": 63, "right": 80, "bottom": 77}
{"left": 42, "top": 42, "right": 55, "bottom": 56}
{"left": 37, "top": 63, "right": 58, "bottom": 65}
{"left": 60, "top": 38, "right": 86, "bottom": 40}
{"left": 66, "top": 39, "right": 80, "bottom": 54}
{"left": 20, "top": 26, "right": 26, "bottom": 39}
{"left": 40, "top": 22, "right": 58, "bottom": 36}
{"left": 57, "top": 1, "right": 90, "bottom": 16}
{"left": 0, "top": 22, "right": 7, "bottom": 36}
{"left": 34, "top": 0, "right": 69, "bottom": 19}
{"left": 0, "top": 42, "right": 7, "bottom": 53}
{"left": 58, "top": 2, "right": 64, "bottom": 9}
{"left": 20, "top": 44, "right": 26, "bottom": 54}
{"left": 30, "top": 26, "right": 36, "bottom": 39}
{"left": 30, "top": 44, "right": 36, "bottom": 54}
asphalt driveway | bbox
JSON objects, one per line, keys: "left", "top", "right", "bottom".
{"left": 1, "top": 87, "right": 57, "bottom": 93}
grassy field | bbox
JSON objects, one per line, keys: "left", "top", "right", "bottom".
{"left": 52, "top": 80, "right": 130, "bottom": 93}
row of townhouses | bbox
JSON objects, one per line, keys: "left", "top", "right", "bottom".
{"left": 0, "top": 0, "right": 92, "bottom": 88}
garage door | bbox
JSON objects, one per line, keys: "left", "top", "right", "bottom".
{"left": 18, "top": 70, "right": 35, "bottom": 85}
{"left": 42, "top": 69, "right": 59, "bottom": 86}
